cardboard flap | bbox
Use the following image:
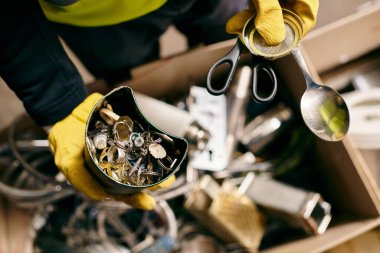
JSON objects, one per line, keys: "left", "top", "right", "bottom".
{"left": 303, "top": 6, "right": 380, "bottom": 73}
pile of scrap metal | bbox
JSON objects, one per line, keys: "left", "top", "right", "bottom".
{"left": 0, "top": 73, "right": 332, "bottom": 252}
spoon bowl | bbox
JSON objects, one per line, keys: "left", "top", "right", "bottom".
{"left": 301, "top": 84, "right": 349, "bottom": 141}
{"left": 293, "top": 48, "right": 350, "bottom": 141}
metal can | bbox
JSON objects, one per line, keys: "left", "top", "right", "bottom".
{"left": 242, "top": 9, "right": 304, "bottom": 59}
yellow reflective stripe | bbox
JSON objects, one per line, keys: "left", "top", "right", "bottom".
{"left": 39, "top": 0, "right": 168, "bottom": 27}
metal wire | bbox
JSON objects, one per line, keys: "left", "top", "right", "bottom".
{"left": 7, "top": 115, "right": 69, "bottom": 187}
{"left": 0, "top": 115, "right": 74, "bottom": 207}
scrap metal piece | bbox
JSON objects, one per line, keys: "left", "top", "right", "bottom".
{"left": 99, "top": 162, "right": 112, "bottom": 177}
{"left": 93, "top": 132, "right": 108, "bottom": 150}
{"left": 99, "top": 108, "right": 120, "bottom": 125}
{"left": 240, "top": 103, "right": 294, "bottom": 154}
{"left": 149, "top": 143, "right": 166, "bottom": 159}
{"left": 86, "top": 137, "right": 97, "bottom": 158}
{"left": 239, "top": 172, "right": 332, "bottom": 235}
{"left": 157, "top": 156, "right": 176, "bottom": 172}
{"left": 184, "top": 175, "right": 265, "bottom": 252}
{"left": 131, "top": 133, "right": 145, "bottom": 148}
{"left": 95, "top": 120, "right": 108, "bottom": 130}
{"left": 99, "top": 148, "right": 109, "bottom": 163}
{"left": 129, "top": 157, "right": 144, "bottom": 176}
{"left": 107, "top": 146, "right": 126, "bottom": 164}
{"left": 188, "top": 86, "right": 228, "bottom": 171}
{"left": 113, "top": 117, "right": 134, "bottom": 146}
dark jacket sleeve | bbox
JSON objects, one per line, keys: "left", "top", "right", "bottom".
{"left": 0, "top": 0, "right": 87, "bottom": 126}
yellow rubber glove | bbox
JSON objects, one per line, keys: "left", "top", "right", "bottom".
{"left": 48, "top": 93, "right": 175, "bottom": 210}
{"left": 226, "top": 0, "right": 319, "bottom": 45}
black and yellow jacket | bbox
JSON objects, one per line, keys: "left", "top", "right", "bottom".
{"left": 39, "top": 0, "right": 167, "bottom": 26}
{"left": 0, "top": 0, "right": 166, "bottom": 126}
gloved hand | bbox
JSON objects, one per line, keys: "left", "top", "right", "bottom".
{"left": 48, "top": 93, "right": 175, "bottom": 210}
{"left": 226, "top": 0, "right": 319, "bottom": 45}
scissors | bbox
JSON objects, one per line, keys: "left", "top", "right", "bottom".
{"left": 206, "top": 39, "right": 277, "bottom": 103}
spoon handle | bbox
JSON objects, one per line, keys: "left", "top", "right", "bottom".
{"left": 291, "top": 48, "right": 314, "bottom": 87}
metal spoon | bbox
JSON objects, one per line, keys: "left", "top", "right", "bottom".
{"left": 292, "top": 48, "right": 349, "bottom": 141}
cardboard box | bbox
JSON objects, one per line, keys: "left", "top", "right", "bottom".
{"left": 302, "top": 3, "right": 380, "bottom": 250}
{"left": 126, "top": 39, "right": 380, "bottom": 253}
{"left": 0, "top": 197, "right": 8, "bottom": 253}
{"left": 0, "top": 197, "right": 34, "bottom": 253}
{"left": 313, "top": 49, "right": 380, "bottom": 190}
{"left": 302, "top": 3, "right": 380, "bottom": 74}
{"left": 326, "top": 227, "right": 380, "bottom": 253}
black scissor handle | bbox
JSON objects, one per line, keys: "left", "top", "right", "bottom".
{"left": 206, "top": 40, "right": 243, "bottom": 96}
{"left": 252, "top": 61, "right": 278, "bottom": 103}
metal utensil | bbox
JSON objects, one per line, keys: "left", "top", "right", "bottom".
{"left": 243, "top": 9, "right": 350, "bottom": 141}
{"left": 206, "top": 40, "right": 277, "bottom": 103}
{"left": 292, "top": 48, "right": 350, "bottom": 141}
{"left": 206, "top": 11, "right": 278, "bottom": 103}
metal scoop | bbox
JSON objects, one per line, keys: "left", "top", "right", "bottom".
{"left": 292, "top": 48, "right": 349, "bottom": 141}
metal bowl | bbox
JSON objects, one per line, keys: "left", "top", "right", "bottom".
{"left": 85, "top": 86, "right": 188, "bottom": 194}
